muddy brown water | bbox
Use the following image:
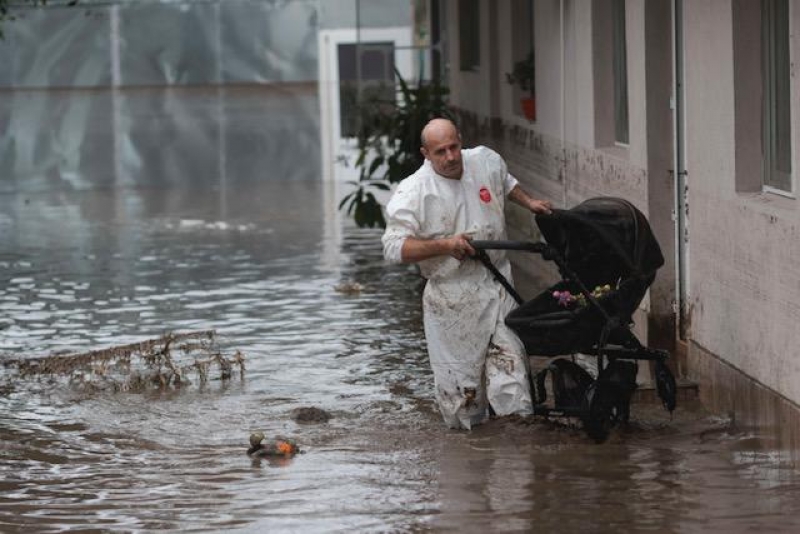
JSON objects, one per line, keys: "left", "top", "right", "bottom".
{"left": 2, "top": 182, "right": 800, "bottom": 534}
{"left": 2, "top": 87, "right": 800, "bottom": 533}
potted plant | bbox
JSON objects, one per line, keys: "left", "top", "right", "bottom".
{"left": 505, "top": 50, "right": 536, "bottom": 121}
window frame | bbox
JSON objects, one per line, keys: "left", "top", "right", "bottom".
{"left": 612, "top": 0, "right": 630, "bottom": 146}
{"left": 458, "top": 0, "right": 480, "bottom": 72}
{"left": 337, "top": 41, "right": 396, "bottom": 139}
{"left": 761, "top": 0, "right": 794, "bottom": 196}
{"left": 508, "top": 0, "right": 535, "bottom": 119}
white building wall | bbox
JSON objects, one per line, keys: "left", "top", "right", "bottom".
{"left": 444, "top": 0, "right": 493, "bottom": 117}
{"left": 443, "top": 0, "right": 665, "bottom": 347}
{"left": 684, "top": 0, "right": 800, "bottom": 406}
{"left": 441, "top": 0, "right": 800, "bottom": 442}
{"left": 493, "top": 0, "right": 594, "bottom": 147}
{"left": 531, "top": 0, "right": 565, "bottom": 141}
{"left": 626, "top": 0, "right": 647, "bottom": 169}
{"left": 451, "top": 0, "right": 655, "bottom": 227}
{"left": 573, "top": 3, "right": 596, "bottom": 149}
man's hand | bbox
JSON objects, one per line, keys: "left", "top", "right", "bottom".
{"left": 528, "top": 198, "right": 553, "bottom": 215}
{"left": 399, "top": 234, "right": 475, "bottom": 263}
{"left": 508, "top": 184, "right": 553, "bottom": 215}
{"left": 447, "top": 234, "right": 475, "bottom": 261}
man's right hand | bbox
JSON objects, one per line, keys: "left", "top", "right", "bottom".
{"left": 448, "top": 234, "right": 475, "bottom": 261}
{"left": 400, "top": 234, "right": 475, "bottom": 263}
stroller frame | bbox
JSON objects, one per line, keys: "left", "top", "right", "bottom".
{"left": 471, "top": 238, "right": 677, "bottom": 442}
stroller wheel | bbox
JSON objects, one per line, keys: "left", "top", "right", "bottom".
{"left": 581, "top": 382, "right": 620, "bottom": 443}
{"left": 654, "top": 360, "right": 677, "bottom": 413}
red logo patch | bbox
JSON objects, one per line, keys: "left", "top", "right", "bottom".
{"left": 479, "top": 187, "right": 492, "bottom": 203}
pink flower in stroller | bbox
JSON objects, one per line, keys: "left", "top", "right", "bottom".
{"left": 552, "top": 290, "right": 573, "bottom": 307}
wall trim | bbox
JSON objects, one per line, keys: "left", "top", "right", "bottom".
{"left": 689, "top": 340, "right": 800, "bottom": 464}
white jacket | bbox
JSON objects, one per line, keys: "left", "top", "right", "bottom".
{"left": 382, "top": 146, "right": 532, "bottom": 429}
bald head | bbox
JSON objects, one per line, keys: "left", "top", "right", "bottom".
{"left": 420, "top": 118, "right": 460, "bottom": 149}
{"left": 420, "top": 118, "right": 464, "bottom": 179}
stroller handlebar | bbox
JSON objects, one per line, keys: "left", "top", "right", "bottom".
{"left": 470, "top": 240, "right": 548, "bottom": 253}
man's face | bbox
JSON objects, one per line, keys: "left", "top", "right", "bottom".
{"left": 421, "top": 128, "right": 463, "bottom": 179}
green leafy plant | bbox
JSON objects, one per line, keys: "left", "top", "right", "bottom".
{"left": 339, "top": 69, "right": 453, "bottom": 228}
{"left": 505, "top": 50, "right": 535, "bottom": 94}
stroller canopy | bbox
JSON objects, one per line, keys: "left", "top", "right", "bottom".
{"left": 535, "top": 197, "right": 664, "bottom": 289}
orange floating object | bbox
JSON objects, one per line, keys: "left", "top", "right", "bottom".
{"left": 247, "top": 432, "right": 300, "bottom": 457}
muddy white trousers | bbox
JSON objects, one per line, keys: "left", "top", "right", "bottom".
{"left": 423, "top": 277, "right": 533, "bottom": 430}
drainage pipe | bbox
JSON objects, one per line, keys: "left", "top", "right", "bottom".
{"left": 560, "top": 0, "right": 568, "bottom": 208}
{"left": 671, "top": 0, "right": 689, "bottom": 339}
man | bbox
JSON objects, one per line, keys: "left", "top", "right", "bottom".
{"left": 382, "top": 118, "right": 552, "bottom": 429}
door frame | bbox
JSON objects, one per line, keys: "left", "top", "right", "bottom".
{"left": 318, "top": 27, "right": 414, "bottom": 182}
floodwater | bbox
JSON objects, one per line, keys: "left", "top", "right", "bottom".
{"left": 2, "top": 87, "right": 800, "bottom": 534}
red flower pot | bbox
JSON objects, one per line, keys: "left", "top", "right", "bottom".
{"left": 521, "top": 96, "right": 536, "bottom": 121}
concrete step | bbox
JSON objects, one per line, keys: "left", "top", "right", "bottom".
{"left": 632, "top": 379, "right": 699, "bottom": 404}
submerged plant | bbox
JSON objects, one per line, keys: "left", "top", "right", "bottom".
{"left": 1, "top": 330, "right": 246, "bottom": 393}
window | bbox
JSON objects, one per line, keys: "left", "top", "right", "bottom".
{"left": 509, "top": 0, "right": 535, "bottom": 118}
{"left": 762, "top": 0, "right": 792, "bottom": 193}
{"left": 337, "top": 42, "right": 395, "bottom": 138}
{"left": 612, "top": 0, "right": 629, "bottom": 144}
{"left": 459, "top": 0, "right": 480, "bottom": 71}
{"left": 733, "top": 0, "right": 794, "bottom": 194}
{"left": 592, "top": 0, "right": 629, "bottom": 148}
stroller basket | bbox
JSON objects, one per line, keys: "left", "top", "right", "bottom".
{"left": 507, "top": 275, "right": 654, "bottom": 356}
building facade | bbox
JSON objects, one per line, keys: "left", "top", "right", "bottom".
{"left": 436, "top": 0, "right": 800, "bottom": 457}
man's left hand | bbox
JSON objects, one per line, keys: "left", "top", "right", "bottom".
{"left": 528, "top": 199, "right": 553, "bottom": 215}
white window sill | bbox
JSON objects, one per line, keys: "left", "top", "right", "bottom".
{"left": 504, "top": 113, "right": 537, "bottom": 128}
{"left": 738, "top": 189, "right": 798, "bottom": 213}
{"left": 597, "top": 144, "right": 630, "bottom": 161}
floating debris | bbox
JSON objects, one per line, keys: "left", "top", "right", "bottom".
{"left": 291, "top": 406, "right": 332, "bottom": 424}
{"left": 247, "top": 432, "right": 300, "bottom": 457}
{"left": 334, "top": 281, "right": 364, "bottom": 295}
{"left": 0, "top": 330, "right": 245, "bottom": 393}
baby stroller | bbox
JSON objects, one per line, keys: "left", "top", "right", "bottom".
{"left": 472, "top": 197, "right": 677, "bottom": 442}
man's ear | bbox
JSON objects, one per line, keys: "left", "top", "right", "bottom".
{"left": 420, "top": 146, "right": 429, "bottom": 160}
